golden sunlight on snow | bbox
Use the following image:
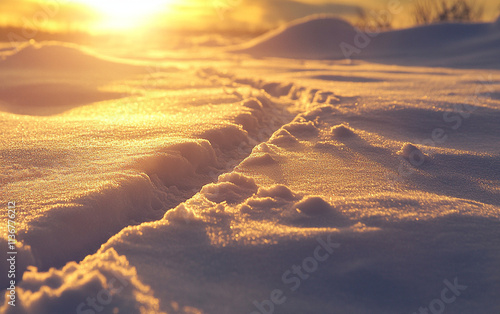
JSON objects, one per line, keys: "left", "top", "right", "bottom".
{"left": 1, "top": 2, "right": 500, "bottom": 312}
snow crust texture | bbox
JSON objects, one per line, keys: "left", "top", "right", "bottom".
{"left": 1, "top": 38, "right": 500, "bottom": 314}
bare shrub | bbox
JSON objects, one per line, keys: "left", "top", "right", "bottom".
{"left": 413, "top": 0, "right": 484, "bottom": 25}
{"left": 354, "top": 8, "right": 393, "bottom": 32}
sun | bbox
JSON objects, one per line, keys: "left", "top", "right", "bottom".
{"left": 73, "top": 0, "right": 176, "bottom": 30}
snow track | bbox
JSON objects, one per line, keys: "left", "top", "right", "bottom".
{"left": 0, "top": 49, "right": 301, "bottom": 277}
{"left": 2, "top": 41, "right": 500, "bottom": 314}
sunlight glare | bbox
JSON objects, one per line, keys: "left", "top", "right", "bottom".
{"left": 73, "top": 0, "right": 176, "bottom": 30}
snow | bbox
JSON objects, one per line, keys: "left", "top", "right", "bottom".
{"left": 1, "top": 16, "right": 500, "bottom": 314}
{"left": 234, "top": 16, "right": 358, "bottom": 60}
{"left": 234, "top": 15, "right": 500, "bottom": 68}
{"left": 1, "top": 42, "right": 144, "bottom": 74}
{"left": 398, "top": 143, "right": 428, "bottom": 164}
{"left": 2, "top": 249, "right": 163, "bottom": 314}
{"left": 330, "top": 124, "right": 355, "bottom": 138}
{"left": 201, "top": 172, "right": 259, "bottom": 204}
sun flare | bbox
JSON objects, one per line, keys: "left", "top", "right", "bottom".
{"left": 73, "top": 0, "right": 176, "bottom": 30}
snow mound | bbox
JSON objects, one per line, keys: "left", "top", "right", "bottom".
{"left": 233, "top": 15, "right": 500, "bottom": 68}
{"left": 331, "top": 124, "right": 355, "bottom": 138}
{"left": 257, "top": 185, "right": 298, "bottom": 201}
{"left": 269, "top": 128, "right": 299, "bottom": 146}
{"left": 0, "top": 42, "right": 143, "bottom": 74}
{"left": 398, "top": 143, "right": 428, "bottom": 166}
{"left": 292, "top": 196, "right": 350, "bottom": 226}
{"left": 294, "top": 196, "right": 333, "bottom": 216}
{"left": 0, "top": 249, "right": 163, "bottom": 314}
{"left": 0, "top": 42, "right": 149, "bottom": 114}
{"left": 235, "top": 15, "right": 356, "bottom": 59}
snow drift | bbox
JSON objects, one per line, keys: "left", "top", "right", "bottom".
{"left": 0, "top": 42, "right": 157, "bottom": 115}
{"left": 234, "top": 15, "right": 500, "bottom": 68}
{"left": 0, "top": 42, "right": 144, "bottom": 74}
{"left": 2, "top": 30, "right": 500, "bottom": 314}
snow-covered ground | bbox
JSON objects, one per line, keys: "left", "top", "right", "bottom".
{"left": 1, "top": 17, "right": 499, "bottom": 314}
{"left": 235, "top": 15, "right": 500, "bottom": 68}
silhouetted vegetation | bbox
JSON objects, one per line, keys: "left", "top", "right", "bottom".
{"left": 354, "top": 8, "right": 393, "bottom": 32}
{"left": 413, "top": 0, "right": 484, "bottom": 24}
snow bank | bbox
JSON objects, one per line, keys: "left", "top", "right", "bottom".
{"left": 16, "top": 129, "right": 262, "bottom": 269}
{"left": 13, "top": 138, "right": 239, "bottom": 269}
{"left": 19, "top": 172, "right": 167, "bottom": 269}
{"left": 233, "top": 15, "right": 500, "bottom": 68}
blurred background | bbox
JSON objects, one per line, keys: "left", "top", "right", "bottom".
{"left": 1, "top": 0, "right": 499, "bottom": 52}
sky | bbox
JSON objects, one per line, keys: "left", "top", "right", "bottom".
{"left": 0, "top": 0, "right": 499, "bottom": 35}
